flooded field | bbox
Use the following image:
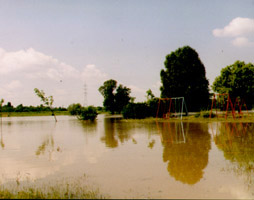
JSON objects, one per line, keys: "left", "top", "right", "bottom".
{"left": 0, "top": 115, "right": 254, "bottom": 199}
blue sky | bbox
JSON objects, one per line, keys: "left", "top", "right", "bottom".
{"left": 0, "top": 0, "right": 253, "bottom": 107}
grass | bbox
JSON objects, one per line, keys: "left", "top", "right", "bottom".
{"left": 0, "top": 177, "right": 107, "bottom": 199}
{"left": 0, "top": 186, "right": 105, "bottom": 199}
{"left": 0, "top": 111, "right": 69, "bottom": 117}
{"left": 121, "top": 112, "right": 254, "bottom": 123}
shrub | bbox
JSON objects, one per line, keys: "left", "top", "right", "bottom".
{"left": 77, "top": 106, "right": 98, "bottom": 121}
{"left": 122, "top": 103, "right": 149, "bottom": 119}
{"left": 68, "top": 103, "right": 82, "bottom": 115}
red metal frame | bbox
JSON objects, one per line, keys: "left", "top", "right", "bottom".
{"left": 210, "top": 93, "right": 235, "bottom": 119}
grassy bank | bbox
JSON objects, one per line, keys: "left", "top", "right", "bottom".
{"left": 0, "top": 176, "right": 107, "bottom": 199}
{"left": 121, "top": 112, "right": 254, "bottom": 123}
{"left": 0, "top": 185, "right": 106, "bottom": 199}
{"left": 0, "top": 111, "right": 69, "bottom": 117}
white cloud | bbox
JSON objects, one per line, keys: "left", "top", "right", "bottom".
{"left": 213, "top": 17, "right": 254, "bottom": 37}
{"left": 81, "top": 64, "right": 108, "bottom": 86}
{"left": 0, "top": 48, "right": 108, "bottom": 106}
{"left": 213, "top": 17, "right": 254, "bottom": 47}
{"left": 231, "top": 37, "right": 254, "bottom": 47}
{"left": 0, "top": 48, "right": 79, "bottom": 80}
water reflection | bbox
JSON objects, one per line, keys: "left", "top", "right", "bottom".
{"left": 158, "top": 122, "right": 211, "bottom": 185}
{"left": 1, "top": 128, "right": 4, "bottom": 149}
{"left": 211, "top": 122, "right": 254, "bottom": 190}
{"left": 101, "top": 118, "right": 119, "bottom": 148}
{"left": 80, "top": 121, "right": 97, "bottom": 134}
{"left": 35, "top": 123, "right": 61, "bottom": 161}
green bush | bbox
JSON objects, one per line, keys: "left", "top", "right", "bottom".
{"left": 68, "top": 103, "right": 82, "bottom": 115}
{"left": 122, "top": 103, "right": 148, "bottom": 119}
{"left": 77, "top": 106, "right": 98, "bottom": 121}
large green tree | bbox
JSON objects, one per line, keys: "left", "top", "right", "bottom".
{"left": 115, "top": 84, "right": 131, "bottom": 113}
{"left": 99, "top": 79, "right": 131, "bottom": 114}
{"left": 160, "top": 46, "right": 210, "bottom": 111}
{"left": 212, "top": 61, "right": 254, "bottom": 108}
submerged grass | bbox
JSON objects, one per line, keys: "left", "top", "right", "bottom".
{"left": 0, "top": 187, "right": 104, "bottom": 199}
{"left": 0, "top": 180, "right": 106, "bottom": 199}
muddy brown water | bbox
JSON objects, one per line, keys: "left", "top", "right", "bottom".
{"left": 0, "top": 115, "right": 253, "bottom": 199}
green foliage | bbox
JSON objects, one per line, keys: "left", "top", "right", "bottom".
{"left": 68, "top": 103, "right": 82, "bottom": 115}
{"left": 34, "top": 88, "right": 57, "bottom": 122}
{"left": 99, "top": 79, "right": 131, "bottom": 114}
{"left": 122, "top": 103, "right": 149, "bottom": 119}
{"left": 122, "top": 89, "right": 158, "bottom": 119}
{"left": 212, "top": 61, "right": 254, "bottom": 108}
{"left": 160, "top": 46, "right": 210, "bottom": 111}
{"left": 34, "top": 88, "right": 54, "bottom": 107}
{"left": 2, "top": 102, "right": 14, "bottom": 112}
{"left": 77, "top": 106, "right": 98, "bottom": 121}
{"left": 115, "top": 84, "right": 131, "bottom": 113}
{"left": 99, "top": 79, "right": 117, "bottom": 113}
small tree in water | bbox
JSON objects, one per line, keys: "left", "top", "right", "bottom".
{"left": 34, "top": 88, "right": 57, "bottom": 122}
{"left": 77, "top": 106, "right": 98, "bottom": 121}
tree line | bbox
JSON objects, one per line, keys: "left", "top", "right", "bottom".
{"left": 99, "top": 46, "right": 254, "bottom": 118}
{"left": 1, "top": 46, "right": 253, "bottom": 120}
{"left": 0, "top": 102, "right": 67, "bottom": 113}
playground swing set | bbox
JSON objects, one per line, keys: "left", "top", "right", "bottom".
{"left": 156, "top": 97, "right": 188, "bottom": 120}
{"left": 209, "top": 93, "right": 249, "bottom": 119}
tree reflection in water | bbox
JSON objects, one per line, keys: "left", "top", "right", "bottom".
{"left": 158, "top": 122, "right": 211, "bottom": 185}
{"left": 0, "top": 128, "right": 4, "bottom": 149}
{"left": 100, "top": 117, "right": 159, "bottom": 148}
{"left": 101, "top": 118, "right": 119, "bottom": 148}
{"left": 211, "top": 122, "right": 254, "bottom": 190}
{"left": 35, "top": 123, "right": 60, "bottom": 160}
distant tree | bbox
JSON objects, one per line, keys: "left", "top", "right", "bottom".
{"left": 146, "top": 89, "right": 155, "bottom": 101}
{"left": 0, "top": 99, "right": 4, "bottom": 116}
{"left": 115, "top": 84, "right": 131, "bottom": 113}
{"left": 2, "top": 102, "right": 14, "bottom": 113}
{"left": 15, "top": 104, "right": 24, "bottom": 112}
{"left": 34, "top": 88, "right": 57, "bottom": 122}
{"left": 67, "top": 103, "right": 82, "bottom": 115}
{"left": 77, "top": 106, "right": 98, "bottom": 121}
{"left": 160, "top": 46, "right": 210, "bottom": 111}
{"left": 99, "top": 79, "right": 131, "bottom": 114}
{"left": 99, "top": 79, "right": 117, "bottom": 114}
{"left": 212, "top": 61, "right": 254, "bottom": 108}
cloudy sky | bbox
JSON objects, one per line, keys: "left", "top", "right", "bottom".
{"left": 0, "top": 0, "right": 253, "bottom": 107}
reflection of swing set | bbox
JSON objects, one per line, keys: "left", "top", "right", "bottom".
{"left": 156, "top": 97, "right": 188, "bottom": 120}
{"left": 157, "top": 121, "right": 186, "bottom": 144}
{"left": 210, "top": 122, "right": 248, "bottom": 149}
{"left": 210, "top": 93, "right": 249, "bottom": 119}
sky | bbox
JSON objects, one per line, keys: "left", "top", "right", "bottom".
{"left": 0, "top": 0, "right": 253, "bottom": 107}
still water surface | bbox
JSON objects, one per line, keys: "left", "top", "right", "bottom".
{"left": 0, "top": 115, "right": 254, "bottom": 199}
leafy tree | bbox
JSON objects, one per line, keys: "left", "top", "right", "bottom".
{"left": 77, "top": 106, "right": 98, "bottom": 121}
{"left": 15, "top": 104, "right": 24, "bottom": 112}
{"left": 34, "top": 88, "right": 57, "bottom": 122}
{"left": 212, "top": 61, "right": 254, "bottom": 108}
{"left": 99, "top": 79, "right": 131, "bottom": 114}
{"left": 99, "top": 79, "right": 117, "bottom": 114}
{"left": 160, "top": 46, "right": 210, "bottom": 111}
{"left": 2, "top": 102, "right": 14, "bottom": 113}
{"left": 115, "top": 84, "right": 131, "bottom": 113}
{"left": 0, "top": 99, "right": 4, "bottom": 118}
{"left": 68, "top": 103, "right": 82, "bottom": 115}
